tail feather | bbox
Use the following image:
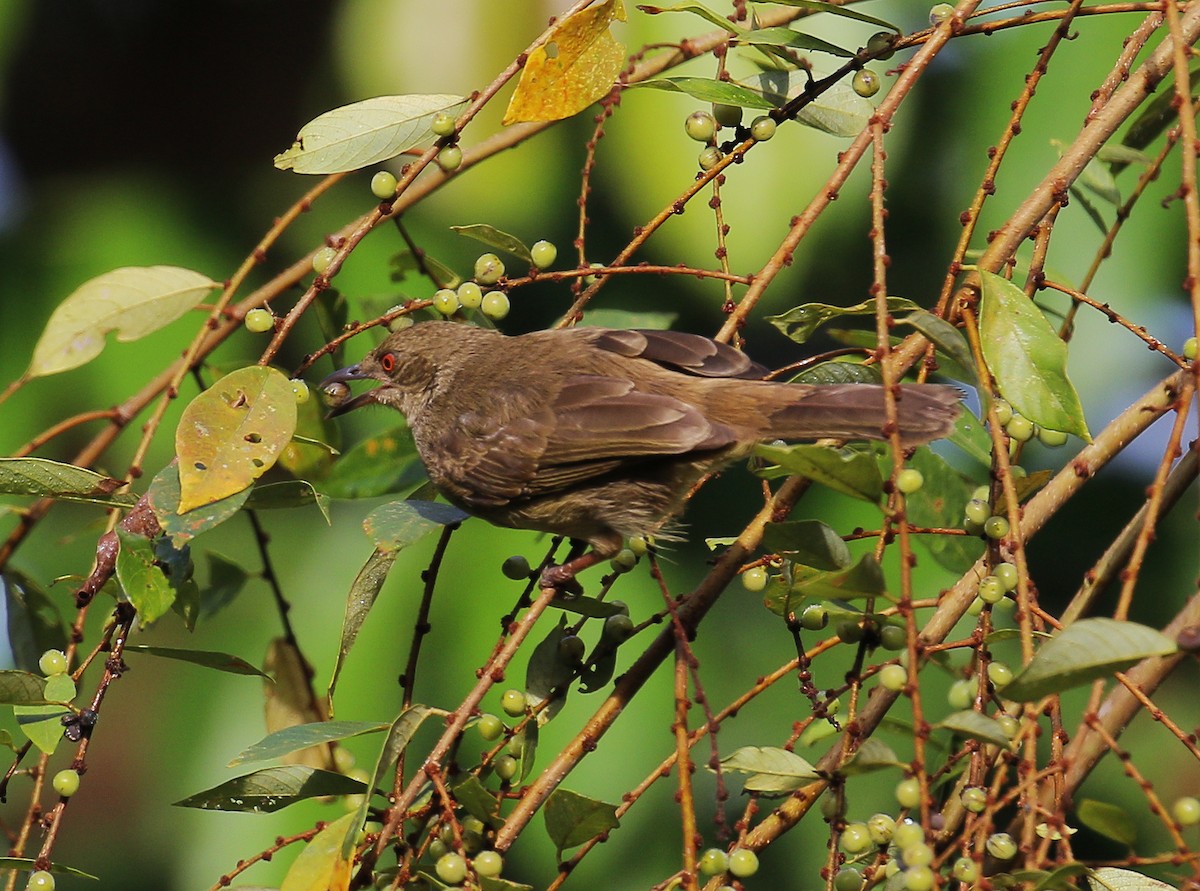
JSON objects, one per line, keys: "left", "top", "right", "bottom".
{"left": 767, "top": 384, "right": 962, "bottom": 447}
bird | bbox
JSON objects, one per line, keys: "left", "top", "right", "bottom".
{"left": 320, "top": 321, "right": 961, "bottom": 587}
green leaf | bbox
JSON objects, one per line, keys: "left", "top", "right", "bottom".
{"left": 767, "top": 297, "right": 918, "bottom": 343}
{"left": 578, "top": 646, "right": 617, "bottom": 693}
{"left": 1089, "top": 867, "right": 1177, "bottom": 891}
{"left": 787, "top": 553, "right": 887, "bottom": 602}
{"left": 244, "top": 481, "right": 331, "bottom": 522}
{"left": 759, "top": 0, "right": 899, "bottom": 32}
{"left": 754, "top": 443, "right": 883, "bottom": 502}
{"left": 947, "top": 405, "right": 993, "bottom": 467}
{"left": 175, "top": 366, "right": 299, "bottom": 512}
{"left": 28, "top": 266, "right": 218, "bottom": 377}
{"left": 124, "top": 645, "right": 269, "bottom": 678}
{"left": 580, "top": 308, "right": 679, "bottom": 330}
{"left": 978, "top": 271, "right": 1091, "bottom": 441}
{"left": 837, "top": 738, "right": 903, "bottom": 775}
{"left": 733, "top": 26, "right": 852, "bottom": 57}
{"left": 2, "top": 571, "right": 67, "bottom": 674}
{"left": 274, "top": 94, "right": 467, "bottom": 174}
{"left": 719, "top": 746, "right": 820, "bottom": 793}
{"left": 199, "top": 552, "right": 252, "bottom": 617}
{"left": 327, "top": 548, "right": 398, "bottom": 707}
{"left": 754, "top": 67, "right": 874, "bottom": 137}
{"left": 548, "top": 593, "right": 629, "bottom": 619}
{"left": 174, "top": 766, "right": 365, "bottom": 812}
{"left": 791, "top": 361, "right": 882, "bottom": 386}
{"left": 902, "top": 447, "right": 985, "bottom": 573}
{"left": 230, "top": 720, "right": 390, "bottom": 767}
{"left": 450, "top": 224, "right": 532, "bottom": 261}
{"left": 761, "top": 520, "right": 851, "bottom": 570}
{"left": 363, "top": 499, "right": 468, "bottom": 551}
{"left": 390, "top": 250, "right": 463, "bottom": 289}
{"left": 1077, "top": 799, "right": 1137, "bottom": 846}
{"left": 526, "top": 617, "right": 575, "bottom": 726}
{"left": 320, "top": 426, "right": 424, "bottom": 499}
{"left": 899, "top": 310, "right": 978, "bottom": 386}
{"left": 480, "top": 878, "right": 535, "bottom": 891}
{"left": 454, "top": 775, "right": 505, "bottom": 829}
{"left": 544, "top": 789, "right": 620, "bottom": 855}
{"left": 146, "top": 461, "right": 252, "bottom": 547}
{"left": 1119, "top": 63, "right": 1200, "bottom": 171}
{"left": 0, "top": 457, "right": 135, "bottom": 508}
{"left": 935, "top": 710, "right": 1011, "bottom": 748}
{"left": 14, "top": 673, "right": 75, "bottom": 754}
{"left": 280, "top": 812, "right": 356, "bottom": 891}
{"left": 1004, "top": 618, "right": 1176, "bottom": 702}
{"left": 638, "top": 2, "right": 740, "bottom": 32}
{"left": 115, "top": 529, "right": 175, "bottom": 624}
{"left": 631, "top": 76, "right": 776, "bottom": 109}
{"left": 0, "top": 670, "right": 49, "bottom": 705}
{"left": 0, "top": 858, "right": 98, "bottom": 880}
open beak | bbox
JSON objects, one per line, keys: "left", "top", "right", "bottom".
{"left": 319, "top": 364, "right": 383, "bottom": 417}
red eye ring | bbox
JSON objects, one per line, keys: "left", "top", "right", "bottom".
{"left": 380, "top": 352, "right": 397, "bottom": 373}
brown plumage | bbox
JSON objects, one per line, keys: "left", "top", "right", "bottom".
{"left": 321, "top": 321, "right": 961, "bottom": 583}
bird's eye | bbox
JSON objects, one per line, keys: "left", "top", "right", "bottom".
{"left": 379, "top": 351, "right": 397, "bottom": 373}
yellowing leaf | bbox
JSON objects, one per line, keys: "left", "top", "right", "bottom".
{"left": 281, "top": 812, "right": 356, "bottom": 891}
{"left": 175, "top": 366, "right": 297, "bottom": 513}
{"left": 263, "top": 638, "right": 332, "bottom": 770}
{"left": 274, "top": 94, "right": 466, "bottom": 174}
{"left": 29, "top": 266, "right": 218, "bottom": 377}
{"left": 503, "top": 0, "right": 627, "bottom": 125}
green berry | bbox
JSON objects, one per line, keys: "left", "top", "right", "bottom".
{"left": 984, "top": 515, "right": 1010, "bottom": 540}
{"left": 964, "top": 499, "right": 991, "bottom": 526}
{"left": 952, "top": 857, "right": 979, "bottom": 882}
{"left": 428, "top": 838, "right": 448, "bottom": 860}
{"left": 603, "top": 613, "right": 635, "bottom": 642}
{"left": 1010, "top": 464, "right": 1027, "bottom": 479}
{"left": 993, "top": 562, "right": 1019, "bottom": 590}
{"left": 800, "top": 605, "right": 829, "bottom": 630}
{"left": 879, "top": 625, "right": 907, "bottom": 651}
{"left": 961, "top": 786, "right": 987, "bottom": 813}
{"left": 948, "top": 678, "right": 974, "bottom": 710}
{"left": 712, "top": 103, "right": 743, "bottom": 128}
{"left": 244, "top": 308, "right": 274, "bottom": 333}
{"left": 627, "top": 535, "right": 650, "bottom": 556}
{"left": 477, "top": 714, "right": 504, "bottom": 740}
{"left": 684, "top": 110, "right": 717, "bottom": 142}
{"left": 370, "top": 170, "right": 398, "bottom": 199}
{"left": 474, "top": 253, "right": 505, "bottom": 285}
{"left": 929, "top": 3, "right": 954, "bottom": 25}
{"left": 895, "top": 777, "right": 921, "bottom": 809}
{"left": 494, "top": 754, "right": 518, "bottom": 780}
{"left": 26, "top": 871, "right": 54, "bottom": 891}
{"left": 727, "top": 848, "right": 758, "bottom": 878}
{"left": 435, "top": 852, "right": 468, "bottom": 885}
{"left": 987, "top": 661, "right": 1014, "bottom": 688}
{"left": 474, "top": 850, "right": 503, "bottom": 877}
{"left": 431, "top": 112, "right": 456, "bottom": 137}
{"left": 841, "top": 822, "right": 872, "bottom": 853}
{"left": 971, "top": 484, "right": 992, "bottom": 503}
{"left": 290, "top": 380, "right": 310, "bottom": 405}
{"left": 903, "top": 842, "right": 933, "bottom": 868}
{"left": 52, "top": 769, "right": 80, "bottom": 797}
{"left": 852, "top": 69, "right": 881, "bottom": 98}
{"left": 1184, "top": 336, "right": 1197, "bottom": 360}
{"left": 698, "top": 848, "right": 729, "bottom": 875}
{"left": 986, "top": 831, "right": 1017, "bottom": 860}
{"left": 992, "top": 398, "right": 1014, "bottom": 426}
{"left": 609, "top": 548, "right": 637, "bottom": 573}
{"left": 500, "top": 689, "right": 526, "bottom": 716}
{"left": 978, "top": 575, "right": 1006, "bottom": 604}
{"left": 501, "top": 555, "right": 531, "bottom": 580}
{"left": 432, "top": 288, "right": 459, "bottom": 316}
{"left": 996, "top": 714, "right": 1020, "bottom": 739}
{"left": 741, "top": 566, "right": 769, "bottom": 592}
{"left": 904, "top": 865, "right": 935, "bottom": 891}
{"left": 895, "top": 468, "right": 924, "bottom": 494}
{"left": 436, "top": 145, "right": 462, "bottom": 172}
{"left": 1006, "top": 414, "right": 1035, "bottom": 442}
{"left": 482, "top": 291, "right": 511, "bottom": 321}
{"left": 312, "top": 246, "right": 337, "bottom": 275}
{"left": 1038, "top": 427, "right": 1068, "bottom": 447}
{"left": 333, "top": 746, "right": 356, "bottom": 773}
{"left": 834, "top": 867, "right": 863, "bottom": 891}
{"left": 698, "top": 147, "right": 723, "bottom": 171}
{"left": 1172, "top": 796, "right": 1200, "bottom": 825}
{"left": 867, "top": 30, "right": 896, "bottom": 59}
{"left": 867, "top": 813, "right": 896, "bottom": 845}
{"left": 893, "top": 820, "right": 925, "bottom": 849}
{"left": 530, "top": 240, "right": 557, "bottom": 269}
{"left": 557, "top": 635, "right": 585, "bottom": 664}
{"left": 749, "top": 116, "right": 776, "bottom": 141}
{"left": 38, "top": 650, "right": 67, "bottom": 677}
{"left": 456, "top": 281, "right": 483, "bottom": 309}
{"left": 879, "top": 663, "right": 908, "bottom": 691}
{"left": 837, "top": 621, "right": 863, "bottom": 644}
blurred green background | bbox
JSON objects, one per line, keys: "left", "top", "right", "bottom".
{"left": 0, "top": 1, "right": 1197, "bottom": 888}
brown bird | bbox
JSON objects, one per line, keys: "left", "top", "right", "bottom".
{"left": 321, "top": 321, "right": 961, "bottom": 586}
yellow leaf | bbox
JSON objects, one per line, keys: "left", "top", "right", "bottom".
{"left": 175, "top": 366, "right": 298, "bottom": 513}
{"left": 502, "top": 0, "right": 627, "bottom": 125}
{"left": 263, "top": 638, "right": 333, "bottom": 770}
{"left": 280, "top": 811, "right": 356, "bottom": 891}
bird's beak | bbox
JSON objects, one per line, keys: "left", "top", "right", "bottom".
{"left": 319, "top": 364, "right": 383, "bottom": 417}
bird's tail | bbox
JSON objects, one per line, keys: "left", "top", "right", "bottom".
{"left": 764, "top": 383, "right": 962, "bottom": 447}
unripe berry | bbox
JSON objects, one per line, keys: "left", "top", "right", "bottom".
{"left": 1184, "top": 336, "right": 1197, "bottom": 360}
{"left": 896, "top": 468, "right": 923, "bottom": 494}
{"left": 312, "top": 246, "right": 337, "bottom": 275}
{"left": 494, "top": 754, "right": 518, "bottom": 780}
{"left": 895, "top": 777, "right": 921, "bottom": 809}
{"left": 26, "top": 872, "right": 54, "bottom": 891}
{"left": 971, "top": 484, "right": 992, "bottom": 503}
{"left": 609, "top": 548, "right": 637, "bottom": 573}
{"left": 993, "top": 562, "right": 1019, "bottom": 590}
{"left": 903, "top": 842, "right": 933, "bottom": 868}
{"left": 879, "top": 624, "right": 907, "bottom": 650}
{"left": 501, "top": 555, "right": 531, "bottom": 580}
{"left": 530, "top": 240, "right": 557, "bottom": 269}
{"left": 435, "top": 852, "right": 468, "bottom": 885}
{"left": 456, "top": 281, "right": 483, "bottom": 309}
{"left": 698, "top": 848, "right": 729, "bottom": 875}
{"left": 879, "top": 663, "right": 908, "bottom": 691}
{"left": 952, "top": 857, "right": 979, "bottom": 882}
{"left": 866, "top": 31, "right": 896, "bottom": 59}
{"left": 474, "top": 253, "right": 505, "bottom": 285}
{"left": 987, "top": 661, "right": 1014, "bottom": 688}
{"left": 244, "top": 308, "right": 274, "bottom": 333}
{"left": 431, "top": 112, "right": 456, "bottom": 137}
{"left": 741, "top": 566, "right": 769, "bottom": 592}
{"left": 432, "top": 288, "right": 459, "bottom": 316}
{"left": 290, "top": 380, "right": 310, "bottom": 405}
{"left": 684, "top": 110, "right": 718, "bottom": 142}
{"left": 961, "top": 786, "right": 987, "bottom": 813}
{"left": 800, "top": 605, "right": 829, "bottom": 630}
{"left": 840, "top": 822, "right": 872, "bottom": 853}
{"left": 834, "top": 868, "right": 863, "bottom": 891}
{"left": 983, "top": 515, "right": 1010, "bottom": 540}
{"left": 481, "top": 291, "right": 510, "bottom": 320}
{"left": 964, "top": 499, "right": 991, "bottom": 526}
{"left": 39, "top": 650, "right": 67, "bottom": 676}
{"left": 712, "top": 103, "right": 743, "bottom": 128}
{"left": 1006, "top": 414, "right": 1035, "bottom": 442}
{"left": 1172, "top": 796, "right": 1200, "bottom": 825}
{"left": 603, "top": 613, "right": 635, "bottom": 642}
{"left": 500, "top": 689, "right": 526, "bottom": 716}
{"left": 948, "top": 678, "right": 974, "bottom": 710}
{"left": 978, "top": 575, "right": 1006, "bottom": 604}
{"left": 557, "top": 635, "right": 585, "bottom": 664}
{"left": 1038, "top": 427, "right": 1068, "bottom": 447}
{"left": 867, "top": 813, "right": 896, "bottom": 845}
{"left": 852, "top": 69, "right": 881, "bottom": 98}
{"left": 370, "top": 170, "right": 398, "bottom": 199}
{"left": 436, "top": 145, "right": 463, "bottom": 172}
{"left": 474, "top": 850, "right": 503, "bottom": 877}
{"left": 749, "top": 116, "right": 776, "bottom": 141}
{"left": 698, "top": 147, "right": 723, "bottom": 171}
{"left": 727, "top": 848, "right": 758, "bottom": 878}
{"left": 476, "top": 714, "right": 504, "bottom": 740}
{"left": 986, "top": 831, "right": 1018, "bottom": 860}
{"left": 929, "top": 3, "right": 954, "bottom": 24}
{"left": 905, "top": 865, "right": 934, "bottom": 891}
{"left": 893, "top": 821, "right": 925, "bottom": 850}
{"left": 837, "top": 621, "right": 863, "bottom": 644}
{"left": 52, "top": 769, "right": 80, "bottom": 797}
{"left": 333, "top": 746, "right": 356, "bottom": 773}
{"left": 992, "top": 398, "right": 1014, "bottom": 426}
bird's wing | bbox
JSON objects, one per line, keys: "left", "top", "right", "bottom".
{"left": 590, "top": 329, "right": 767, "bottom": 379}
{"left": 431, "top": 375, "right": 738, "bottom": 504}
